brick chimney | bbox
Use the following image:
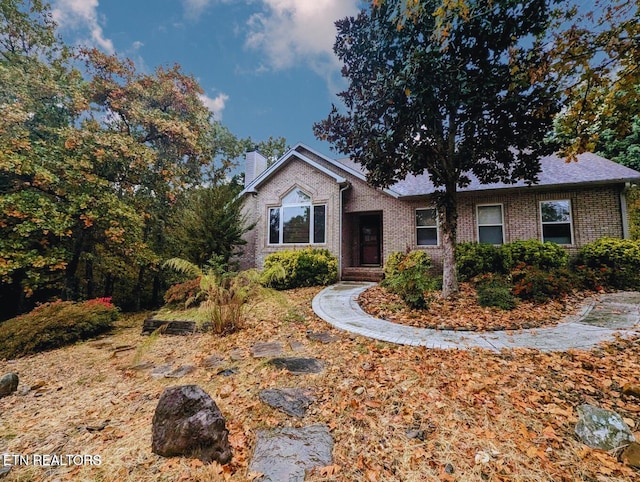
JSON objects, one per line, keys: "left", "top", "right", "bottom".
{"left": 244, "top": 149, "right": 268, "bottom": 187}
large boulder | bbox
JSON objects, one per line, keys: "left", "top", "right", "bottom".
{"left": 0, "top": 373, "right": 18, "bottom": 398}
{"left": 151, "top": 385, "right": 232, "bottom": 464}
{"left": 575, "top": 404, "right": 635, "bottom": 451}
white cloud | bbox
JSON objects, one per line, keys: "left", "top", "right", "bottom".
{"left": 244, "top": 0, "right": 359, "bottom": 72}
{"left": 52, "top": 0, "right": 114, "bottom": 53}
{"left": 199, "top": 92, "right": 229, "bottom": 120}
{"left": 181, "top": 0, "right": 214, "bottom": 20}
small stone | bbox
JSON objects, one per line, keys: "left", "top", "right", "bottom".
{"left": 165, "top": 365, "right": 196, "bottom": 378}
{"left": 0, "top": 373, "right": 19, "bottom": 398}
{"left": 269, "top": 357, "right": 325, "bottom": 375}
{"left": 575, "top": 404, "right": 635, "bottom": 450}
{"left": 252, "top": 342, "right": 284, "bottom": 358}
{"left": 621, "top": 442, "right": 640, "bottom": 468}
{"left": 229, "top": 349, "right": 244, "bottom": 361}
{"left": 289, "top": 340, "right": 305, "bottom": 352}
{"left": 152, "top": 385, "right": 232, "bottom": 464}
{"left": 406, "top": 429, "right": 425, "bottom": 441}
{"left": 150, "top": 364, "right": 173, "bottom": 379}
{"left": 354, "top": 387, "right": 365, "bottom": 395}
{"left": 202, "top": 354, "right": 225, "bottom": 369}
{"left": 217, "top": 367, "right": 238, "bottom": 377}
{"left": 444, "top": 463, "right": 454, "bottom": 474}
{"left": 259, "top": 388, "right": 315, "bottom": 417}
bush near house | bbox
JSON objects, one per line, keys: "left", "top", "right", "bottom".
{"left": 456, "top": 242, "right": 502, "bottom": 280}
{"left": 382, "top": 250, "right": 440, "bottom": 309}
{"left": 474, "top": 274, "right": 518, "bottom": 310}
{"left": 500, "top": 239, "right": 569, "bottom": 272}
{"left": 261, "top": 248, "right": 338, "bottom": 290}
{"left": 577, "top": 237, "right": 640, "bottom": 289}
{"left": 0, "top": 298, "right": 119, "bottom": 360}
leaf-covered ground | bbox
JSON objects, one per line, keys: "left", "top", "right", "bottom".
{"left": 359, "top": 283, "right": 592, "bottom": 331}
{"left": 1, "top": 287, "right": 639, "bottom": 481}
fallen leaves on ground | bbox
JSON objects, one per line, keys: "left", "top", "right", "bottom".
{"left": 358, "top": 283, "right": 592, "bottom": 331}
{"left": 0, "top": 286, "right": 638, "bottom": 481}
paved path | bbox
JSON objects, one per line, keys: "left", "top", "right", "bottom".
{"left": 312, "top": 282, "right": 640, "bottom": 351}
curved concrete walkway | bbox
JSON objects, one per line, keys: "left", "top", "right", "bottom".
{"left": 312, "top": 282, "right": 640, "bottom": 351}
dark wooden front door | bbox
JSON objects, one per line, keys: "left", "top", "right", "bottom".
{"left": 359, "top": 214, "right": 381, "bottom": 266}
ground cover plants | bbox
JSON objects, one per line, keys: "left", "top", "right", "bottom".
{"left": 0, "top": 287, "right": 638, "bottom": 481}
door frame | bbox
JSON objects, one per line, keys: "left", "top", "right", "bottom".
{"left": 358, "top": 213, "right": 382, "bottom": 266}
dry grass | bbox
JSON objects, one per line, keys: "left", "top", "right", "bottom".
{"left": 1, "top": 287, "right": 639, "bottom": 481}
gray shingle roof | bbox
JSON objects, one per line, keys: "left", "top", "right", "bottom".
{"left": 336, "top": 152, "right": 640, "bottom": 197}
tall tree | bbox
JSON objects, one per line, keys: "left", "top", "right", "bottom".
{"left": 314, "top": 0, "right": 560, "bottom": 297}
{"left": 550, "top": 0, "right": 640, "bottom": 158}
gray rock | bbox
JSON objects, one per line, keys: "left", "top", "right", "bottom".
{"left": 152, "top": 385, "right": 232, "bottom": 464}
{"left": 165, "top": 365, "right": 196, "bottom": 378}
{"left": 252, "top": 342, "right": 284, "bottom": 358}
{"left": 150, "top": 364, "right": 173, "bottom": 379}
{"left": 249, "top": 425, "right": 333, "bottom": 482}
{"left": 229, "top": 349, "right": 245, "bottom": 361}
{"left": 575, "top": 403, "right": 635, "bottom": 450}
{"left": 269, "top": 357, "right": 325, "bottom": 375}
{"left": 202, "top": 354, "right": 225, "bottom": 369}
{"left": 259, "top": 388, "right": 315, "bottom": 417}
{"left": 0, "top": 373, "right": 18, "bottom": 398}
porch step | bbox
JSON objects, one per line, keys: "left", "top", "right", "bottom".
{"left": 341, "top": 267, "right": 384, "bottom": 282}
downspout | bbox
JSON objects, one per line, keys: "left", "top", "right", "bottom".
{"left": 338, "top": 182, "right": 350, "bottom": 281}
{"left": 621, "top": 182, "right": 631, "bottom": 239}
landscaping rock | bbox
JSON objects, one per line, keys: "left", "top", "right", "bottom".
{"left": 229, "top": 349, "right": 244, "bottom": 361}
{"left": 621, "top": 442, "right": 640, "bottom": 468}
{"left": 575, "top": 404, "right": 635, "bottom": 450}
{"left": 165, "top": 365, "right": 196, "bottom": 378}
{"left": 150, "top": 364, "right": 173, "bottom": 379}
{"left": 202, "top": 354, "right": 225, "bottom": 369}
{"left": 249, "top": 425, "right": 333, "bottom": 481}
{"left": 269, "top": 357, "right": 325, "bottom": 375}
{"left": 152, "top": 385, "right": 232, "bottom": 464}
{"left": 259, "top": 388, "right": 315, "bottom": 417}
{"left": 306, "top": 331, "right": 339, "bottom": 344}
{"left": 0, "top": 373, "right": 18, "bottom": 398}
{"left": 252, "top": 342, "right": 284, "bottom": 358}
{"left": 289, "top": 340, "right": 305, "bottom": 352}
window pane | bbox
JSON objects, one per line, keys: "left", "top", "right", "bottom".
{"left": 417, "top": 227, "right": 438, "bottom": 245}
{"left": 543, "top": 224, "right": 572, "bottom": 244}
{"left": 269, "top": 208, "right": 279, "bottom": 244}
{"left": 282, "top": 189, "right": 310, "bottom": 205}
{"left": 416, "top": 208, "right": 437, "bottom": 227}
{"left": 479, "top": 225, "right": 503, "bottom": 244}
{"left": 541, "top": 200, "right": 571, "bottom": 223}
{"left": 313, "top": 205, "right": 326, "bottom": 243}
{"left": 282, "top": 206, "right": 310, "bottom": 243}
{"left": 478, "top": 205, "right": 502, "bottom": 225}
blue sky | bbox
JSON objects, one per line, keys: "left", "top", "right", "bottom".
{"left": 50, "top": 0, "right": 363, "bottom": 157}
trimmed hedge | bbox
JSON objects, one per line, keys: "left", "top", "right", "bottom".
{"left": 261, "top": 248, "right": 338, "bottom": 290}
{"left": 577, "top": 237, "right": 640, "bottom": 289}
{"left": 500, "top": 239, "right": 569, "bottom": 271}
{"left": 456, "top": 242, "right": 502, "bottom": 280}
{"left": 0, "top": 298, "right": 119, "bottom": 360}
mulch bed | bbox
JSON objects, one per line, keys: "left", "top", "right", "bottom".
{"left": 357, "top": 283, "right": 593, "bottom": 331}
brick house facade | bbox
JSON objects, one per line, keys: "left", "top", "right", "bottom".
{"left": 238, "top": 144, "right": 640, "bottom": 280}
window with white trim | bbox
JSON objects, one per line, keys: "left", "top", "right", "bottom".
{"left": 268, "top": 189, "right": 326, "bottom": 244}
{"left": 477, "top": 204, "right": 504, "bottom": 244}
{"left": 416, "top": 208, "right": 438, "bottom": 245}
{"left": 540, "top": 200, "right": 573, "bottom": 244}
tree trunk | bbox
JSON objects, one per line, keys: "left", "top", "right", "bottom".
{"left": 440, "top": 182, "right": 459, "bottom": 299}
{"left": 85, "top": 257, "right": 94, "bottom": 300}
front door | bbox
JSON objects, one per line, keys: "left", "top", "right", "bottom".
{"left": 359, "top": 214, "right": 381, "bottom": 266}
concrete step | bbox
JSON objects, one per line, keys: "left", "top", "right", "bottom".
{"left": 341, "top": 267, "right": 384, "bottom": 282}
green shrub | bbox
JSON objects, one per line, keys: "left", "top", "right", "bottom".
{"left": 500, "top": 239, "right": 569, "bottom": 272}
{"left": 0, "top": 298, "right": 119, "bottom": 360}
{"left": 163, "top": 277, "right": 202, "bottom": 307}
{"left": 474, "top": 275, "right": 518, "bottom": 310}
{"left": 382, "top": 250, "right": 437, "bottom": 309}
{"left": 261, "top": 248, "right": 338, "bottom": 290}
{"left": 511, "top": 266, "right": 575, "bottom": 302}
{"left": 577, "top": 237, "right": 640, "bottom": 289}
{"left": 456, "top": 242, "right": 502, "bottom": 280}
